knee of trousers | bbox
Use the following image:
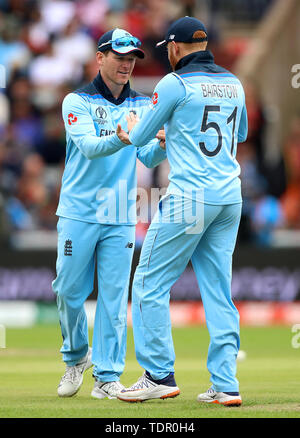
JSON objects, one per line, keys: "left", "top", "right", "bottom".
{"left": 52, "top": 275, "right": 80, "bottom": 301}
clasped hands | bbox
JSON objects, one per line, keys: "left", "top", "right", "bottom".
{"left": 116, "top": 111, "right": 166, "bottom": 150}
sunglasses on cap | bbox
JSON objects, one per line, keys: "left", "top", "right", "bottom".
{"left": 98, "top": 36, "right": 141, "bottom": 50}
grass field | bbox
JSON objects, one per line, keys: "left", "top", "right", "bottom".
{"left": 0, "top": 324, "right": 299, "bottom": 419}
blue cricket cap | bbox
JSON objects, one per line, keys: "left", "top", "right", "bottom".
{"left": 156, "top": 16, "right": 208, "bottom": 47}
{"left": 97, "top": 28, "right": 145, "bottom": 59}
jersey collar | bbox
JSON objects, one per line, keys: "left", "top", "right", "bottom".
{"left": 93, "top": 72, "right": 131, "bottom": 105}
{"left": 175, "top": 50, "right": 214, "bottom": 71}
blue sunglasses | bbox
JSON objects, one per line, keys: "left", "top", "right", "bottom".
{"left": 99, "top": 36, "right": 141, "bottom": 49}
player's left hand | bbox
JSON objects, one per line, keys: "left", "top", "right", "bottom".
{"left": 116, "top": 124, "right": 131, "bottom": 145}
{"left": 156, "top": 129, "right": 166, "bottom": 150}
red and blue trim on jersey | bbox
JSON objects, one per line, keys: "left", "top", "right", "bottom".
{"left": 175, "top": 50, "right": 237, "bottom": 80}
{"left": 74, "top": 72, "right": 149, "bottom": 106}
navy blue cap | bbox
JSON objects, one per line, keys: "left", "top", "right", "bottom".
{"left": 97, "top": 28, "right": 145, "bottom": 59}
{"left": 156, "top": 16, "right": 208, "bottom": 47}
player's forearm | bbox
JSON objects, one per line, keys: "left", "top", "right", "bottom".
{"left": 238, "top": 131, "right": 247, "bottom": 143}
{"left": 129, "top": 119, "right": 161, "bottom": 149}
{"left": 238, "top": 103, "right": 248, "bottom": 143}
{"left": 137, "top": 139, "right": 166, "bottom": 168}
{"left": 129, "top": 76, "right": 181, "bottom": 147}
{"left": 75, "top": 133, "right": 127, "bottom": 159}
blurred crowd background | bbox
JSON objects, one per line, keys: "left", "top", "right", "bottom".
{"left": 0, "top": 0, "right": 299, "bottom": 249}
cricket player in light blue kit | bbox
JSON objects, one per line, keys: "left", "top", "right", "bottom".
{"left": 52, "top": 28, "right": 166, "bottom": 399}
{"left": 117, "top": 17, "right": 248, "bottom": 405}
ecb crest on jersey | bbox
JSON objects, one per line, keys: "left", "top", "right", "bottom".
{"left": 95, "top": 106, "right": 108, "bottom": 125}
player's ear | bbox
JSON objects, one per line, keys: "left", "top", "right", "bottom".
{"left": 96, "top": 51, "right": 105, "bottom": 67}
{"left": 170, "top": 41, "right": 178, "bottom": 54}
{"left": 174, "top": 42, "right": 180, "bottom": 55}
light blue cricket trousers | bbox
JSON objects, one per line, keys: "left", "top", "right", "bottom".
{"left": 131, "top": 196, "right": 242, "bottom": 392}
{"left": 52, "top": 217, "right": 135, "bottom": 382}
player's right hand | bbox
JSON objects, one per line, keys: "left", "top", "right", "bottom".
{"left": 116, "top": 124, "right": 131, "bottom": 145}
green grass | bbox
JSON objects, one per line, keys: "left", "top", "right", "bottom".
{"left": 0, "top": 324, "right": 299, "bottom": 418}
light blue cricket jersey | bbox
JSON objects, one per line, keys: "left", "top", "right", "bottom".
{"left": 56, "top": 72, "right": 166, "bottom": 224}
{"left": 129, "top": 50, "right": 248, "bottom": 205}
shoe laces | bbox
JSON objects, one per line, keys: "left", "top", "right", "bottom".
{"left": 207, "top": 387, "right": 216, "bottom": 395}
{"left": 101, "top": 381, "right": 124, "bottom": 395}
{"left": 127, "top": 373, "right": 155, "bottom": 390}
{"left": 61, "top": 366, "right": 81, "bottom": 383}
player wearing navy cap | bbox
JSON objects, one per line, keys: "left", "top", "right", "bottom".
{"left": 52, "top": 28, "right": 166, "bottom": 400}
{"left": 155, "top": 15, "right": 208, "bottom": 47}
{"left": 117, "top": 16, "right": 248, "bottom": 405}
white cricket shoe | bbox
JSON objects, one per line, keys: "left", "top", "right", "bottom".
{"left": 58, "top": 347, "right": 93, "bottom": 397}
{"left": 117, "top": 372, "right": 180, "bottom": 402}
{"left": 197, "top": 387, "right": 242, "bottom": 406}
{"left": 91, "top": 380, "right": 125, "bottom": 399}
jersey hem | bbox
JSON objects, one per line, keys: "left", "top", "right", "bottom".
{"left": 56, "top": 212, "right": 137, "bottom": 226}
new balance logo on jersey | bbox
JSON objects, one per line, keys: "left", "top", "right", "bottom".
{"left": 64, "top": 240, "right": 72, "bottom": 256}
{"left": 125, "top": 242, "right": 134, "bottom": 248}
